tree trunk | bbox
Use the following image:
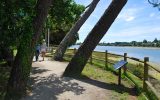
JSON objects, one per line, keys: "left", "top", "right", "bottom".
{"left": 5, "top": 0, "right": 52, "bottom": 99}
{"left": 54, "top": 0, "right": 100, "bottom": 61}
{"left": 63, "top": 0, "right": 127, "bottom": 77}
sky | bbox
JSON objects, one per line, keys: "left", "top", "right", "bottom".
{"left": 74, "top": 0, "right": 160, "bottom": 43}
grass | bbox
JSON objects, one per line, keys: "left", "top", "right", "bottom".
{"left": 63, "top": 54, "right": 146, "bottom": 99}
{"left": 82, "top": 63, "right": 146, "bottom": 100}
{"left": 63, "top": 49, "right": 160, "bottom": 99}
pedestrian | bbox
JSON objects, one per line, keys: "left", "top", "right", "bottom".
{"left": 35, "top": 44, "right": 40, "bottom": 61}
{"left": 41, "top": 39, "right": 47, "bottom": 61}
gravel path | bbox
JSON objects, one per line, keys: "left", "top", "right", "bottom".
{"left": 22, "top": 57, "right": 137, "bottom": 100}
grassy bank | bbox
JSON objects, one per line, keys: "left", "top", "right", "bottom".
{"left": 63, "top": 52, "right": 147, "bottom": 99}
{"left": 64, "top": 49, "right": 160, "bottom": 100}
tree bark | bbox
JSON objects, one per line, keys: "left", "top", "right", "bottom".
{"left": 63, "top": 0, "right": 127, "bottom": 77}
{"left": 54, "top": 0, "right": 100, "bottom": 61}
{"left": 5, "top": 0, "right": 52, "bottom": 99}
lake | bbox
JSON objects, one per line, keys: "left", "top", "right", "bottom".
{"left": 70, "top": 45, "right": 160, "bottom": 64}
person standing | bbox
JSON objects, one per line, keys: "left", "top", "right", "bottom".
{"left": 35, "top": 44, "right": 40, "bottom": 61}
{"left": 41, "top": 39, "right": 47, "bottom": 61}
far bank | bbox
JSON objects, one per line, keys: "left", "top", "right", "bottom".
{"left": 70, "top": 45, "right": 160, "bottom": 64}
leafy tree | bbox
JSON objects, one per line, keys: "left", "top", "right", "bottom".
{"left": 153, "top": 38, "right": 158, "bottom": 43}
{"left": 54, "top": 0, "right": 100, "bottom": 61}
{"left": 0, "top": 0, "right": 36, "bottom": 65}
{"left": 63, "top": 0, "right": 127, "bottom": 76}
{"left": 47, "top": 0, "right": 85, "bottom": 45}
{"left": 131, "top": 41, "right": 137, "bottom": 46}
{"left": 143, "top": 39, "right": 148, "bottom": 43}
{"left": 5, "top": 0, "right": 52, "bottom": 99}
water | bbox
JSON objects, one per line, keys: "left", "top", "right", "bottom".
{"left": 70, "top": 45, "right": 160, "bottom": 64}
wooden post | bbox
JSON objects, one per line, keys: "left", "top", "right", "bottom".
{"left": 118, "top": 67, "right": 121, "bottom": 85}
{"left": 105, "top": 50, "right": 108, "bottom": 68}
{"left": 73, "top": 48, "right": 76, "bottom": 54}
{"left": 143, "top": 57, "right": 149, "bottom": 91}
{"left": 90, "top": 53, "right": 92, "bottom": 64}
{"left": 123, "top": 53, "right": 127, "bottom": 74}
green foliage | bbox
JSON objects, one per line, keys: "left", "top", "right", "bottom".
{"left": 0, "top": 0, "right": 84, "bottom": 49}
{"left": 0, "top": 0, "right": 35, "bottom": 50}
{"left": 48, "top": 0, "right": 85, "bottom": 45}
{"left": 127, "top": 63, "right": 144, "bottom": 79}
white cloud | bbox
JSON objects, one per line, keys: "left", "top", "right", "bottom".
{"left": 150, "top": 13, "right": 155, "bottom": 17}
{"left": 108, "top": 26, "right": 160, "bottom": 37}
{"left": 126, "top": 16, "right": 135, "bottom": 21}
{"left": 117, "top": 8, "right": 143, "bottom": 22}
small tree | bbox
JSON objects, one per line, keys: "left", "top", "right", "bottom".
{"left": 153, "top": 38, "right": 158, "bottom": 43}
{"left": 143, "top": 39, "right": 148, "bottom": 43}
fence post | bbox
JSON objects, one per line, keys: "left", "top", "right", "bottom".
{"left": 73, "top": 48, "right": 76, "bottom": 54}
{"left": 118, "top": 67, "right": 122, "bottom": 85}
{"left": 90, "top": 53, "right": 92, "bottom": 64}
{"left": 124, "top": 53, "right": 127, "bottom": 74}
{"left": 143, "top": 57, "right": 149, "bottom": 91}
{"left": 105, "top": 50, "right": 108, "bottom": 68}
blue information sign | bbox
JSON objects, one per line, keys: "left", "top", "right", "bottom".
{"left": 114, "top": 60, "right": 127, "bottom": 70}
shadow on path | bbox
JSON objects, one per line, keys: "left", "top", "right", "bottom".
{"left": 22, "top": 67, "right": 85, "bottom": 100}
{"left": 75, "top": 75, "right": 138, "bottom": 96}
{"left": 31, "top": 67, "right": 51, "bottom": 75}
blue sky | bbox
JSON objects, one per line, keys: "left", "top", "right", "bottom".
{"left": 74, "top": 0, "right": 160, "bottom": 43}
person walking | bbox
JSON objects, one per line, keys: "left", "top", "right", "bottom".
{"left": 41, "top": 39, "right": 47, "bottom": 61}
{"left": 35, "top": 44, "right": 41, "bottom": 61}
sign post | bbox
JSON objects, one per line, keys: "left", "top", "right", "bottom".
{"left": 114, "top": 60, "right": 127, "bottom": 85}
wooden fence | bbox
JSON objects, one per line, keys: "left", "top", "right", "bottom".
{"left": 63, "top": 48, "right": 160, "bottom": 99}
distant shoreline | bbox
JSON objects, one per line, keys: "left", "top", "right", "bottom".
{"left": 97, "top": 45, "right": 160, "bottom": 49}
{"left": 75, "top": 44, "right": 160, "bottom": 49}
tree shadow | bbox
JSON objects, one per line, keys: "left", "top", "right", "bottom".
{"left": 22, "top": 68, "right": 85, "bottom": 100}
{"left": 74, "top": 75, "right": 138, "bottom": 96}
{"left": 31, "top": 67, "right": 51, "bottom": 75}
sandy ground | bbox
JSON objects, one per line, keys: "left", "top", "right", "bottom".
{"left": 21, "top": 57, "right": 136, "bottom": 100}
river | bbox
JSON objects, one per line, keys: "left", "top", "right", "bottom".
{"left": 70, "top": 45, "right": 160, "bottom": 64}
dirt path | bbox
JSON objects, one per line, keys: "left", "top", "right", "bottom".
{"left": 22, "top": 58, "right": 137, "bottom": 100}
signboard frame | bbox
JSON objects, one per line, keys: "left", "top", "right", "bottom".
{"left": 113, "top": 60, "right": 128, "bottom": 85}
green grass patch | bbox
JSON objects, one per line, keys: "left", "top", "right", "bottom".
{"left": 81, "top": 63, "right": 145, "bottom": 99}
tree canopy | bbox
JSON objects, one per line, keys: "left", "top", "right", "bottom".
{"left": 0, "top": 0, "right": 84, "bottom": 50}
{"left": 47, "top": 0, "right": 85, "bottom": 45}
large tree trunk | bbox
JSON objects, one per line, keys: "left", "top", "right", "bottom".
{"left": 54, "top": 0, "right": 100, "bottom": 61}
{"left": 5, "top": 0, "right": 52, "bottom": 99}
{"left": 63, "top": 0, "right": 127, "bottom": 77}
